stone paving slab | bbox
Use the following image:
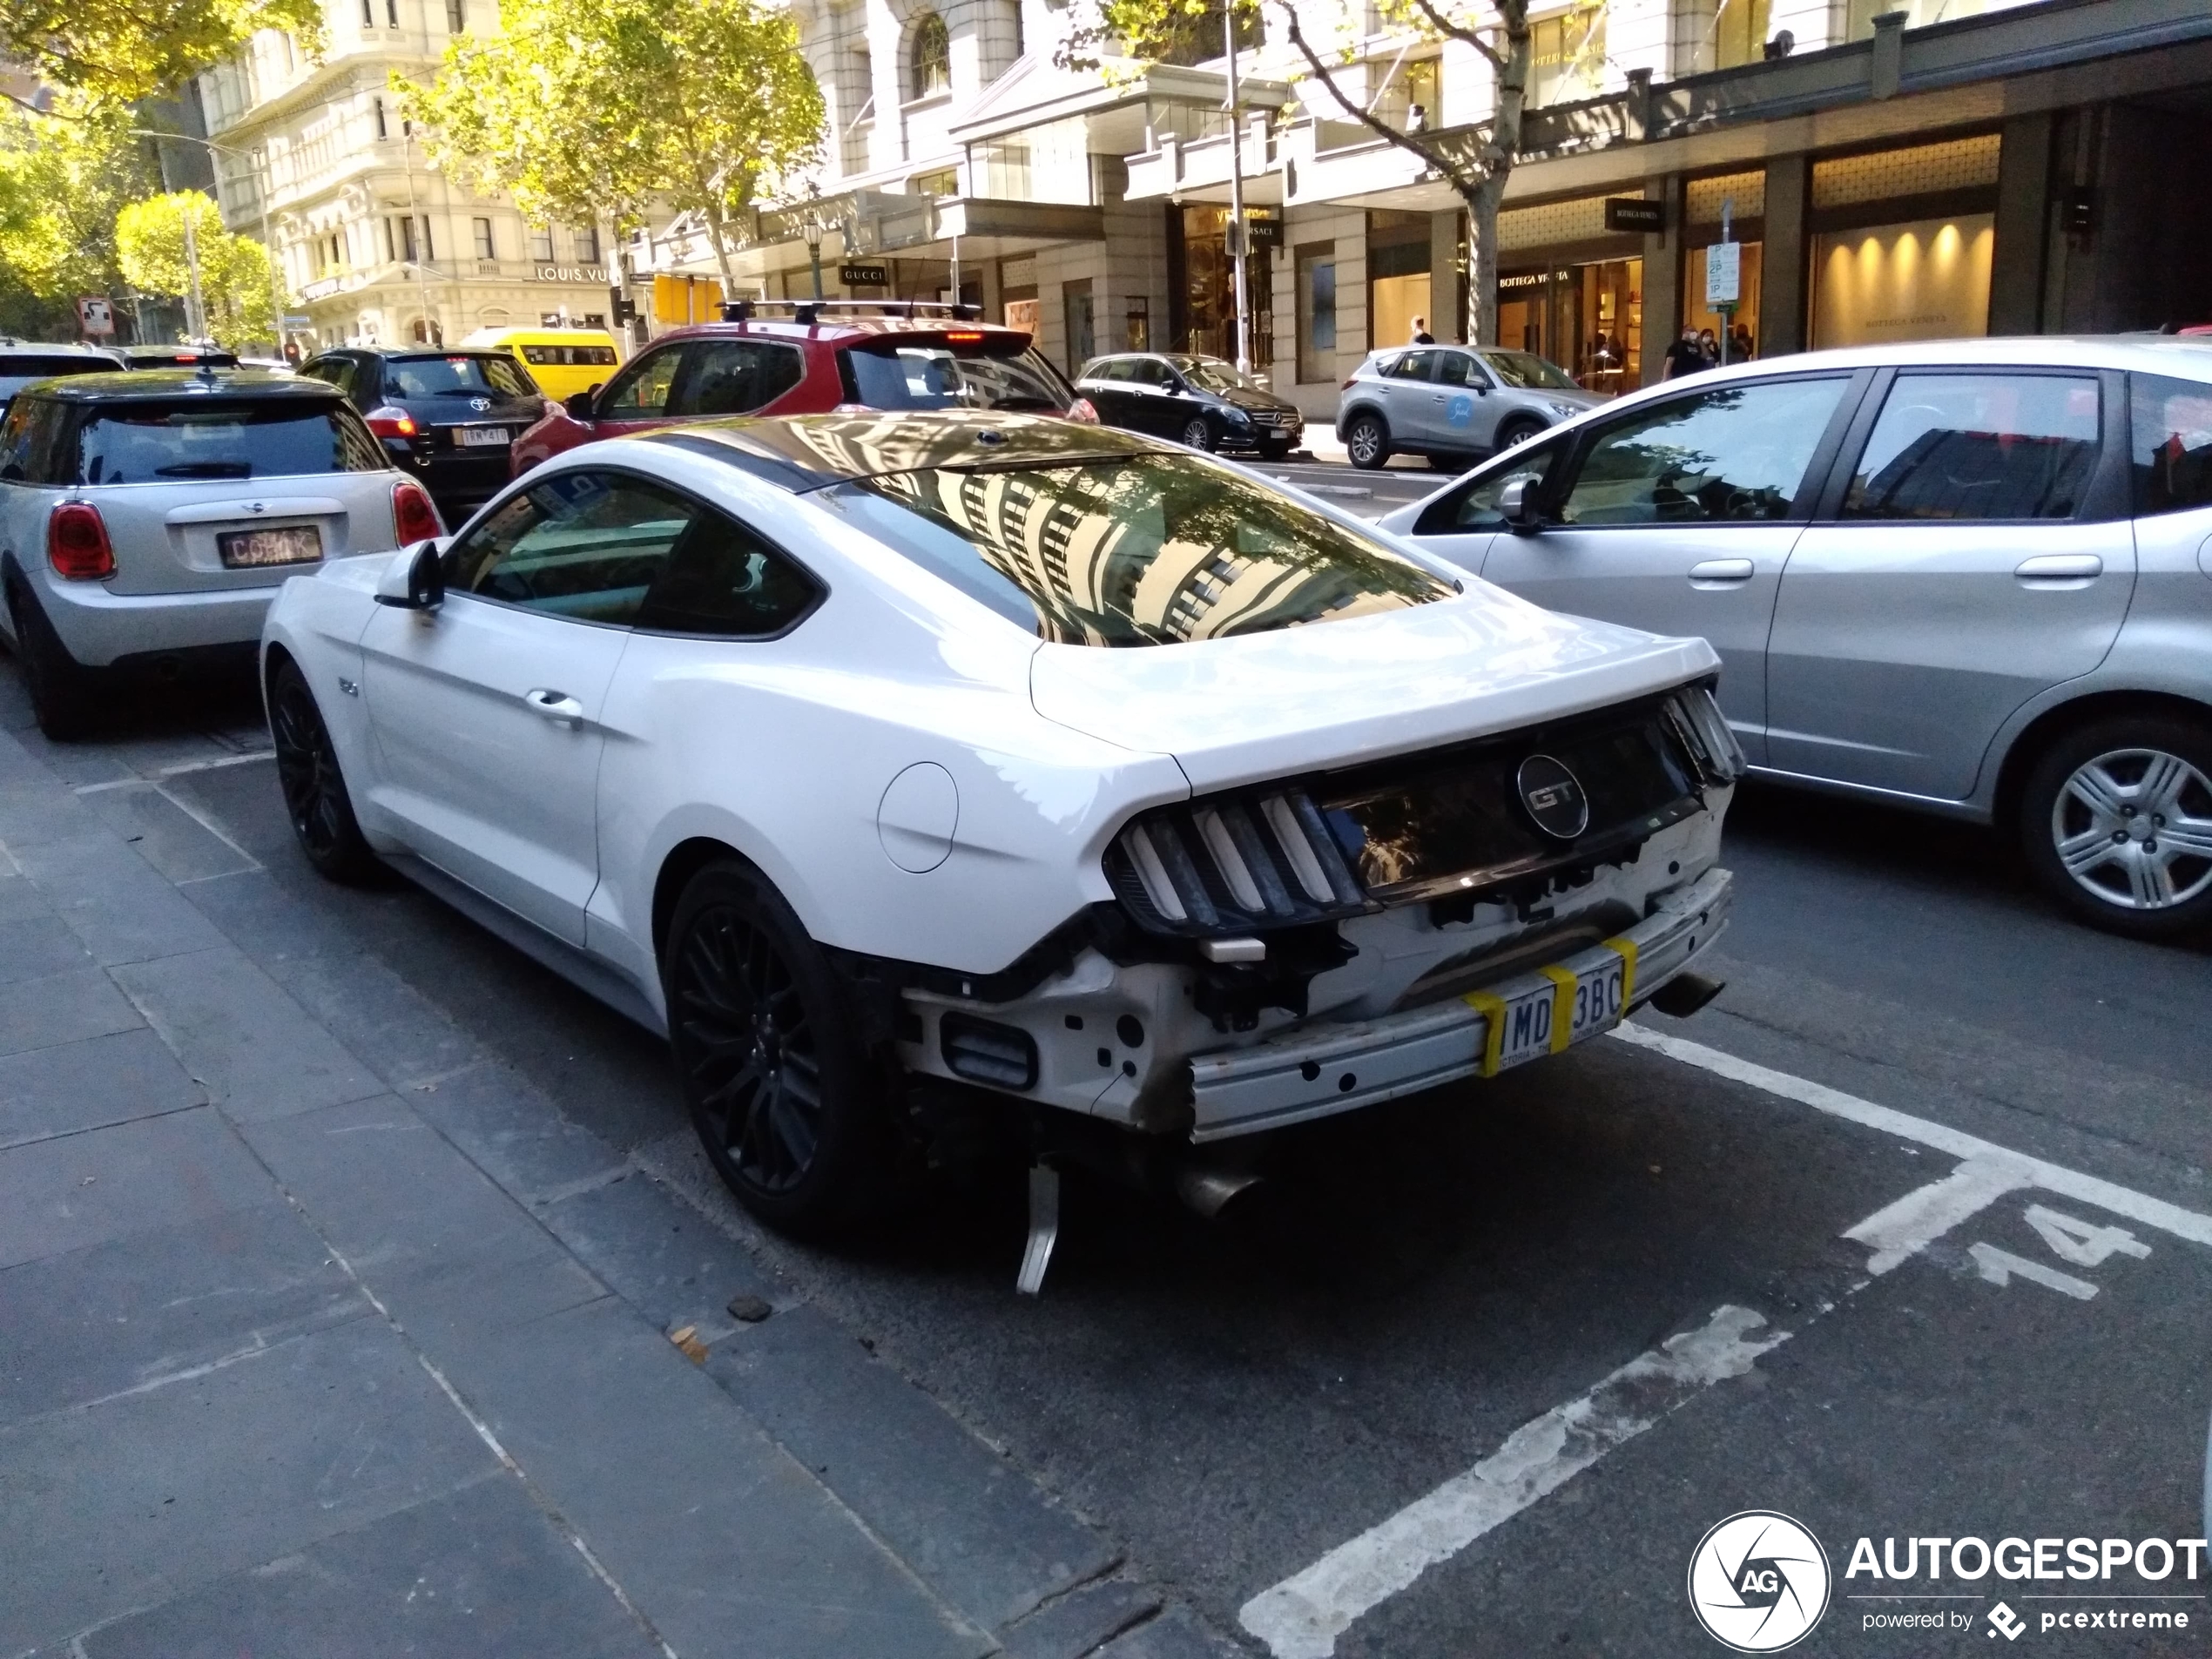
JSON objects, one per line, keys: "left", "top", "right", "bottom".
{"left": 0, "top": 1026, "right": 204, "bottom": 1149}
{"left": 0, "top": 964, "right": 142, "bottom": 1059}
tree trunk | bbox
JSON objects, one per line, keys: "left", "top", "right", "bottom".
{"left": 1469, "top": 1, "right": 1530, "bottom": 348}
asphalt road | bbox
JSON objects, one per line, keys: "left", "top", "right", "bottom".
{"left": 10, "top": 643, "right": 2210, "bottom": 1659}
{"left": 1262, "top": 456, "right": 1444, "bottom": 523}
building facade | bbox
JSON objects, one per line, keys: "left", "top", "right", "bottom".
{"left": 637, "top": 0, "right": 2212, "bottom": 426}
{"left": 197, "top": 0, "right": 624, "bottom": 354}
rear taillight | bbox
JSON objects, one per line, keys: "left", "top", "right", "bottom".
{"left": 1106, "top": 790, "right": 1370, "bottom": 937}
{"left": 48, "top": 502, "right": 115, "bottom": 580}
{"left": 365, "top": 404, "right": 418, "bottom": 439}
{"left": 1340, "top": 376, "right": 1357, "bottom": 390}
{"left": 392, "top": 480, "right": 443, "bottom": 543}
{"left": 1065, "top": 397, "right": 1100, "bottom": 424}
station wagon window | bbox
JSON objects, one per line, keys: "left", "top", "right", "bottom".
{"left": 68, "top": 397, "right": 385, "bottom": 484}
{"left": 444, "top": 472, "right": 693, "bottom": 624}
{"left": 2128, "top": 372, "right": 2212, "bottom": 517}
{"left": 1556, "top": 377, "right": 1848, "bottom": 525}
{"left": 668, "top": 340, "right": 805, "bottom": 417}
{"left": 820, "top": 451, "right": 1453, "bottom": 646}
{"left": 598, "top": 348, "right": 683, "bottom": 418}
{"left": 1841, "top": 373, "right": 2101, "bottom": 522}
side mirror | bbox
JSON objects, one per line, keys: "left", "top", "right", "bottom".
{"left": 1498, "top": 475, "right": 1543, "bottom": 534}
{"left": 563, "top": 389, "right": 597, "bottom": 421}
{"left": 374, "top": 539, "right": 446, "bottom": 610}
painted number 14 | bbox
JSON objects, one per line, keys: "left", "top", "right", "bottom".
{"left": 1972, "top": 1204, "right": 2151, "bottom": 1301}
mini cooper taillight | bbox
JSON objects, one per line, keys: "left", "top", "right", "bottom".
{"left": 365, "top": 405, "right": 418, "bottom": 439}
{"left": 47, "top": 502, "right": 115, "bottom": 580}
{"left": 391, "top": 479, "right": 443, "bottom": 543}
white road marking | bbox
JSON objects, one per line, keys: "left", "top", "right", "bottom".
{"left": 1238, "top": 1023, "right": 2212, "bottom": 1657}
{"left": 1238, "top": 1306, "right": 1788, "bottom": 1659}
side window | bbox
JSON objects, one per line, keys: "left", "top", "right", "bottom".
{"left": 1841, "top": 373, "right": 2101, "bottom": 522}
{"left": 2128, "top": 372, "right": 2212, "bottom": 517}
{"left": 634, "top": 508, "right": 821, "bottom": 637}
{"left": 670, "top": 341, "right": 803, "bottom": 417}
{"left": 442, "top": 472, "right": 696, "bottom": 624}
{"left": 0, "top": 400, "right": 35, "bottom": 481}
{"left": 1556, "top": 376, "right": 1849, "bottom": 526}
{"left": 598, "top": 347, "right": 685, "bottom": 419}
{"left": 1386, "top": 351, "right": 1437, "bottom": 381}
{"left": 1435, "top": 352, "right": 1474, "bottom": 388}
{"left": 1413, "top": 437, "right": 1567, "bottom": 534}
{"left": 1131, "top": 359, "right": 1172, "bottom": 388}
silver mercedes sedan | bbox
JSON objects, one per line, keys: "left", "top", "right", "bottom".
{"left": 1380, "top": 335, "right": 2212, "bottom": 941}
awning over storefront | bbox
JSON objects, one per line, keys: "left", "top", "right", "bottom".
{"left": 639, "top": 192, "right": 1106, "bottom": 283}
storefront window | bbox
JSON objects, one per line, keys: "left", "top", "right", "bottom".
{"left": 1296, "top": 245, "right": 1337, "bottom": 384}
{"left": 1529, "top": 3, "right": 1606, "bottom": 107}
{"left": 1496, "top": 260, "right": 1642, "bottom": 393}
{"left": 1810, "top": 213, "right": 1993, "bottom": 349}
{"left": 1174, "top": 205, "right": 1272, "bottom": 370}
{"left": 1366, "top": 210, "right": 1432, "bottom": 351}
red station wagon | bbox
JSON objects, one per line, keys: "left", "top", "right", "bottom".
{"left": 509, "top": 300, "right": 1097, "bottom": 475}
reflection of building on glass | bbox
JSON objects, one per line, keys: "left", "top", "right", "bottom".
{"left": 868, "top": 461, "right": 1438, "bottom": 644}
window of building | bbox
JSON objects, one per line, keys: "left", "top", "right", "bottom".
{"left": 529, "top": 226, "right": 556, "bottom": 263}
{"left": 386, "top": 0, "right": 398, "bottom": 24}
{"left": 574, "top": 224, "right": 600, "bottom": 263}
{"left": 1710, "top": 0, "right": 1772, "bottom": 70}
{"left": 396, "top": 216, "right": 419, "bottom": 264}
{"left": 909, "top": 11, "right": 951, "bottom": 98}
{"left": 1295, "top": 244, "right": 1336, "bottom": 384}
{"left": 1063, "top": 279, "right": 1095, "bottom": 375}
{"left": 418, "top": 217, "right": 433, "bottom": 263}
{"left": 911, "top": 167, "right": 959, "bottom": 197}
{"left": 1810, "top": 213, "right": 1993, "bottom": 349}
{"left": 360, "top": 0, "right": 373, "bottom": 24}
{"left": 1529, "top": 3, "right": 1605, "bottom": 107}
{"left": 472, "top": 217, "right": 495, "bottom": 260}
{"left": 373, "top": 95, "right": 388, "bottom": 138}
{"left": 446, "top": 0, "right": 466, "bottom": 28}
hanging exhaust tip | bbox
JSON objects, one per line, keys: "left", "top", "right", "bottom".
{"left": 1174, "top": 1164, "right": 1264, "bottom": 1220}
{"left": 1649, "top": 970, "right": 1726, "bottom": 1018}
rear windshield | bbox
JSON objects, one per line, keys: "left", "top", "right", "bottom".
{"left": 819, "top": 452, "right": 1453, "bottom": 646}
{"left": 69, "top": 399, "right": 386, "bottom": 484}
{"left": 0, "top": 358, "right": 111, "bottom": 402}
{"left": 518, "top": 343, "right": 619, "bottom": 367}
{"left": 840, "top": 344, "right": 1073, "bottom": 413}
{"left": 387, "top": 354, "right": 537, "bottom": 401}
{"left": 1477, "top": 350, "right": 1579, "bottom": 391}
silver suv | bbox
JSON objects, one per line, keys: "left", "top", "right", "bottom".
{"left": 0, "top": 369, "right": 440, "bottom": 738}
{"left": 1337, "top": 345, "right": 1602, "bottom": 471}
{"left": 1379, "top": 335, "right": 2212, "bottom": 940}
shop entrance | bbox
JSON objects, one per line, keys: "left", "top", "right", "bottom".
{"left": 1170, "top": 204, "right": 1273, "bottom": 372}
{"left": 1495, "top": 258, "right": 1642, "bottom": 392}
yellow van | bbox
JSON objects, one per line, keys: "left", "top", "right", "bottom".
{"left": 461, "top": 327, "right": 622, "bottom": 401}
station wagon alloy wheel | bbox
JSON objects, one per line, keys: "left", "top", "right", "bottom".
{"left": 2050, "top": 746, "right": 2212, "bottom": 912}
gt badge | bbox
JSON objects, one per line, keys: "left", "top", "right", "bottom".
{"left": 1517, "top": 754, "right": 1589, "bottom": 840}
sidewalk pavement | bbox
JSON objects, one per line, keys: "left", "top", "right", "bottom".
{"left": 0, "top": 711, "right": 1234, "bottom": 1659}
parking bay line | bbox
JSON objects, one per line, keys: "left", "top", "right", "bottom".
{"left": 1238, "top": 1022, "right": 2212, "bottom": 1658}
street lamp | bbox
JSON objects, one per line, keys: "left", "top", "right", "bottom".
{"left": 801, "top": 186, "right": 826, "bottom": 302}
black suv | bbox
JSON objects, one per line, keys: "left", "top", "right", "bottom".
{"left": 296, "top": 347, "right": 546, "bottom": 519}
{"left": 115, "top": 345, "right": 239, "bottom": 371}
{"left": 1074, "top": 352, "right": 1304, "bottom": 457}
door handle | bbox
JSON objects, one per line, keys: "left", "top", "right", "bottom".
{"left": 524, "top": 688, "right": 584, "bottom": 725}
{"left": 2014, "top": 554, "right": 2102, "bottom": 580}
{"left": 1687, "top": 558, "right": 1757, "bottom": 583}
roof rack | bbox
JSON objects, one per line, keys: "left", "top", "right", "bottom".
{"left": 718, "top": 298, "right": 984, "bottom": 325}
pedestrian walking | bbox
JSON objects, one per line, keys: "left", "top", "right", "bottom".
{"left": 1409, "top": 315, "right": 1435, "bottom": 345}
{"left": 1660, "top": 326, "right": 1704, "bottom": 380}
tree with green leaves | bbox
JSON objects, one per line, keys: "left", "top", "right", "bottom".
{"left": 1083, "top": 0, "right": 1534, "bottom": 346}
{"left": 398, "top": 0, "right": 826, "bottom": 297}
{"left": 116, "top": 190, "right": 276, "bottom": 347}
{"left": 0, "top": 106, "right": 158, "bottom": 329}
{"left": 2, "top": 0, "right": 323, "bottom": 112}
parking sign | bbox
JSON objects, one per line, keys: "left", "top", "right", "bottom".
{"left": 1704, "top": 243, "right": 1742, "bottom": 308}
{"left": 76, "top": 295, "right": 115, "bottom": 337}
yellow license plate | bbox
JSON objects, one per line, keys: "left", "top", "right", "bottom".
{"left": 1464, "top": 941, "right": 1636, "bottom": 1078}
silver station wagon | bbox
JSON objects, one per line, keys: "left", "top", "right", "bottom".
{"left": 1381, "top": 336, "right": 2212, "bottom": 941}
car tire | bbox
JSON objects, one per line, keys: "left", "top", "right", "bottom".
{"left": 268, "top": 656, "right": 380, "bottom": 884}
{"left": 1345, "top": 413, "right": 1390, "bottom": 471}
{"left": 664, "top": 860, "right": 893, "bottom": 1239}
{"left": 1492, "top": 415, "right": 1547, "bottom": 454}
{"left": 6, "top": 581, "right": 99, "bottom": 740}
{"left": 1178, "top": 416, "right": 1215, "bottom": 452}
{"left": 2019, "top": 712, "right": 2212, "bottom": 941}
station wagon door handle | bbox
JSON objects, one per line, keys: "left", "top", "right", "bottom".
{"left": 2014, "top": 554, "right": 2103, "bottom": 581}
{"left": 1687, "top": 558, "right": 1756, "bottom": 583}
{"left": 523, "top": 688, "right": 585, "bottom": 725}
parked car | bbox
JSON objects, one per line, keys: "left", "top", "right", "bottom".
{"left": 295, "top": 347, "right": 547, "bottom": 521}
{"left": 509, "top": 300, "right": 1092, "bottom": 475}
{"left": 462, "top": 325, "right": 623, "bottom": 402}
{"left": 1379, "top": 334, "right": 2212, "bottom": 941}
{"left": 114, "top": 344, "right": 239, "bottom": 371}
{"left": 261, "top": 409, "right": 1738, "bottom": 1251}
{"left": 0, "top": 341, "right": 123, "bottom": 416}
{"left": 1339, "top": 345, "right": 1602, "bottom": 471}
{"left": 0, "top": 368, "right": 440, "bottom": 738}
{"left": 1074, "top": 352, "right": 1304, "bottom": 456}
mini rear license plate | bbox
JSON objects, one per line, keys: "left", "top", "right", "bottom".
{"left": 1467, "top": 950, "right": 1629, "bottom": 1077}
{"left": 456, "top": 425, "right": 509, "bottom": 447}
{"left": 217, "top": 525, "right": 321, "bottom": 568}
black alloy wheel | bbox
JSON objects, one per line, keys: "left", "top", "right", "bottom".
{"left": 664, "top": 861, "right": 889, "bottom": 1238}
{"left": 269, "top": 658, "right": 379, "bottom": 882}
{"left": 7, "top": 583, "right": 98, "bottom": 740}
{"left": 1345, "top": 412, "right": 1389, "bottom": 470}
{"left": 1178, "top": 415, "right": 1216, "bottom": 453}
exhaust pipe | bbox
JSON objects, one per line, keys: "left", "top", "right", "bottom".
{"left": 1174, "top": 1164, "right": 1264, "bottom": 1220}
{"left": 1649, "top": 970, "right": 1725, "bottom": 1019}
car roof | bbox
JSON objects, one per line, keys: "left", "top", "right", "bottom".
{"left": 644, "top": 314, "right": 1035, "bottom": 347}
{"left": 462, "top": 327, "right": 618, "bottom": 346}
{"left": 631, "top": 408, "right": 1163, "bottom": 491}
{"left": 320, "top": 346, "right": 512, "bottom": 360}
{"left": 0, "top": 341, "right": 119, "bottom": 361}
{"left": 31, "top": 368, "right": 345, "bottom": 402}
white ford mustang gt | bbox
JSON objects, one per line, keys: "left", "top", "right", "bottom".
{"left": 261, "top": 410, "right": 1738, "bottom": 1250}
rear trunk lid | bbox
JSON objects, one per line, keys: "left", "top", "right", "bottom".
{"left": 93, "top": 474, "right": 401, "bottom": 596}
{"left": 1028, "top": 586, "right": 1719, "bottom": 792}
